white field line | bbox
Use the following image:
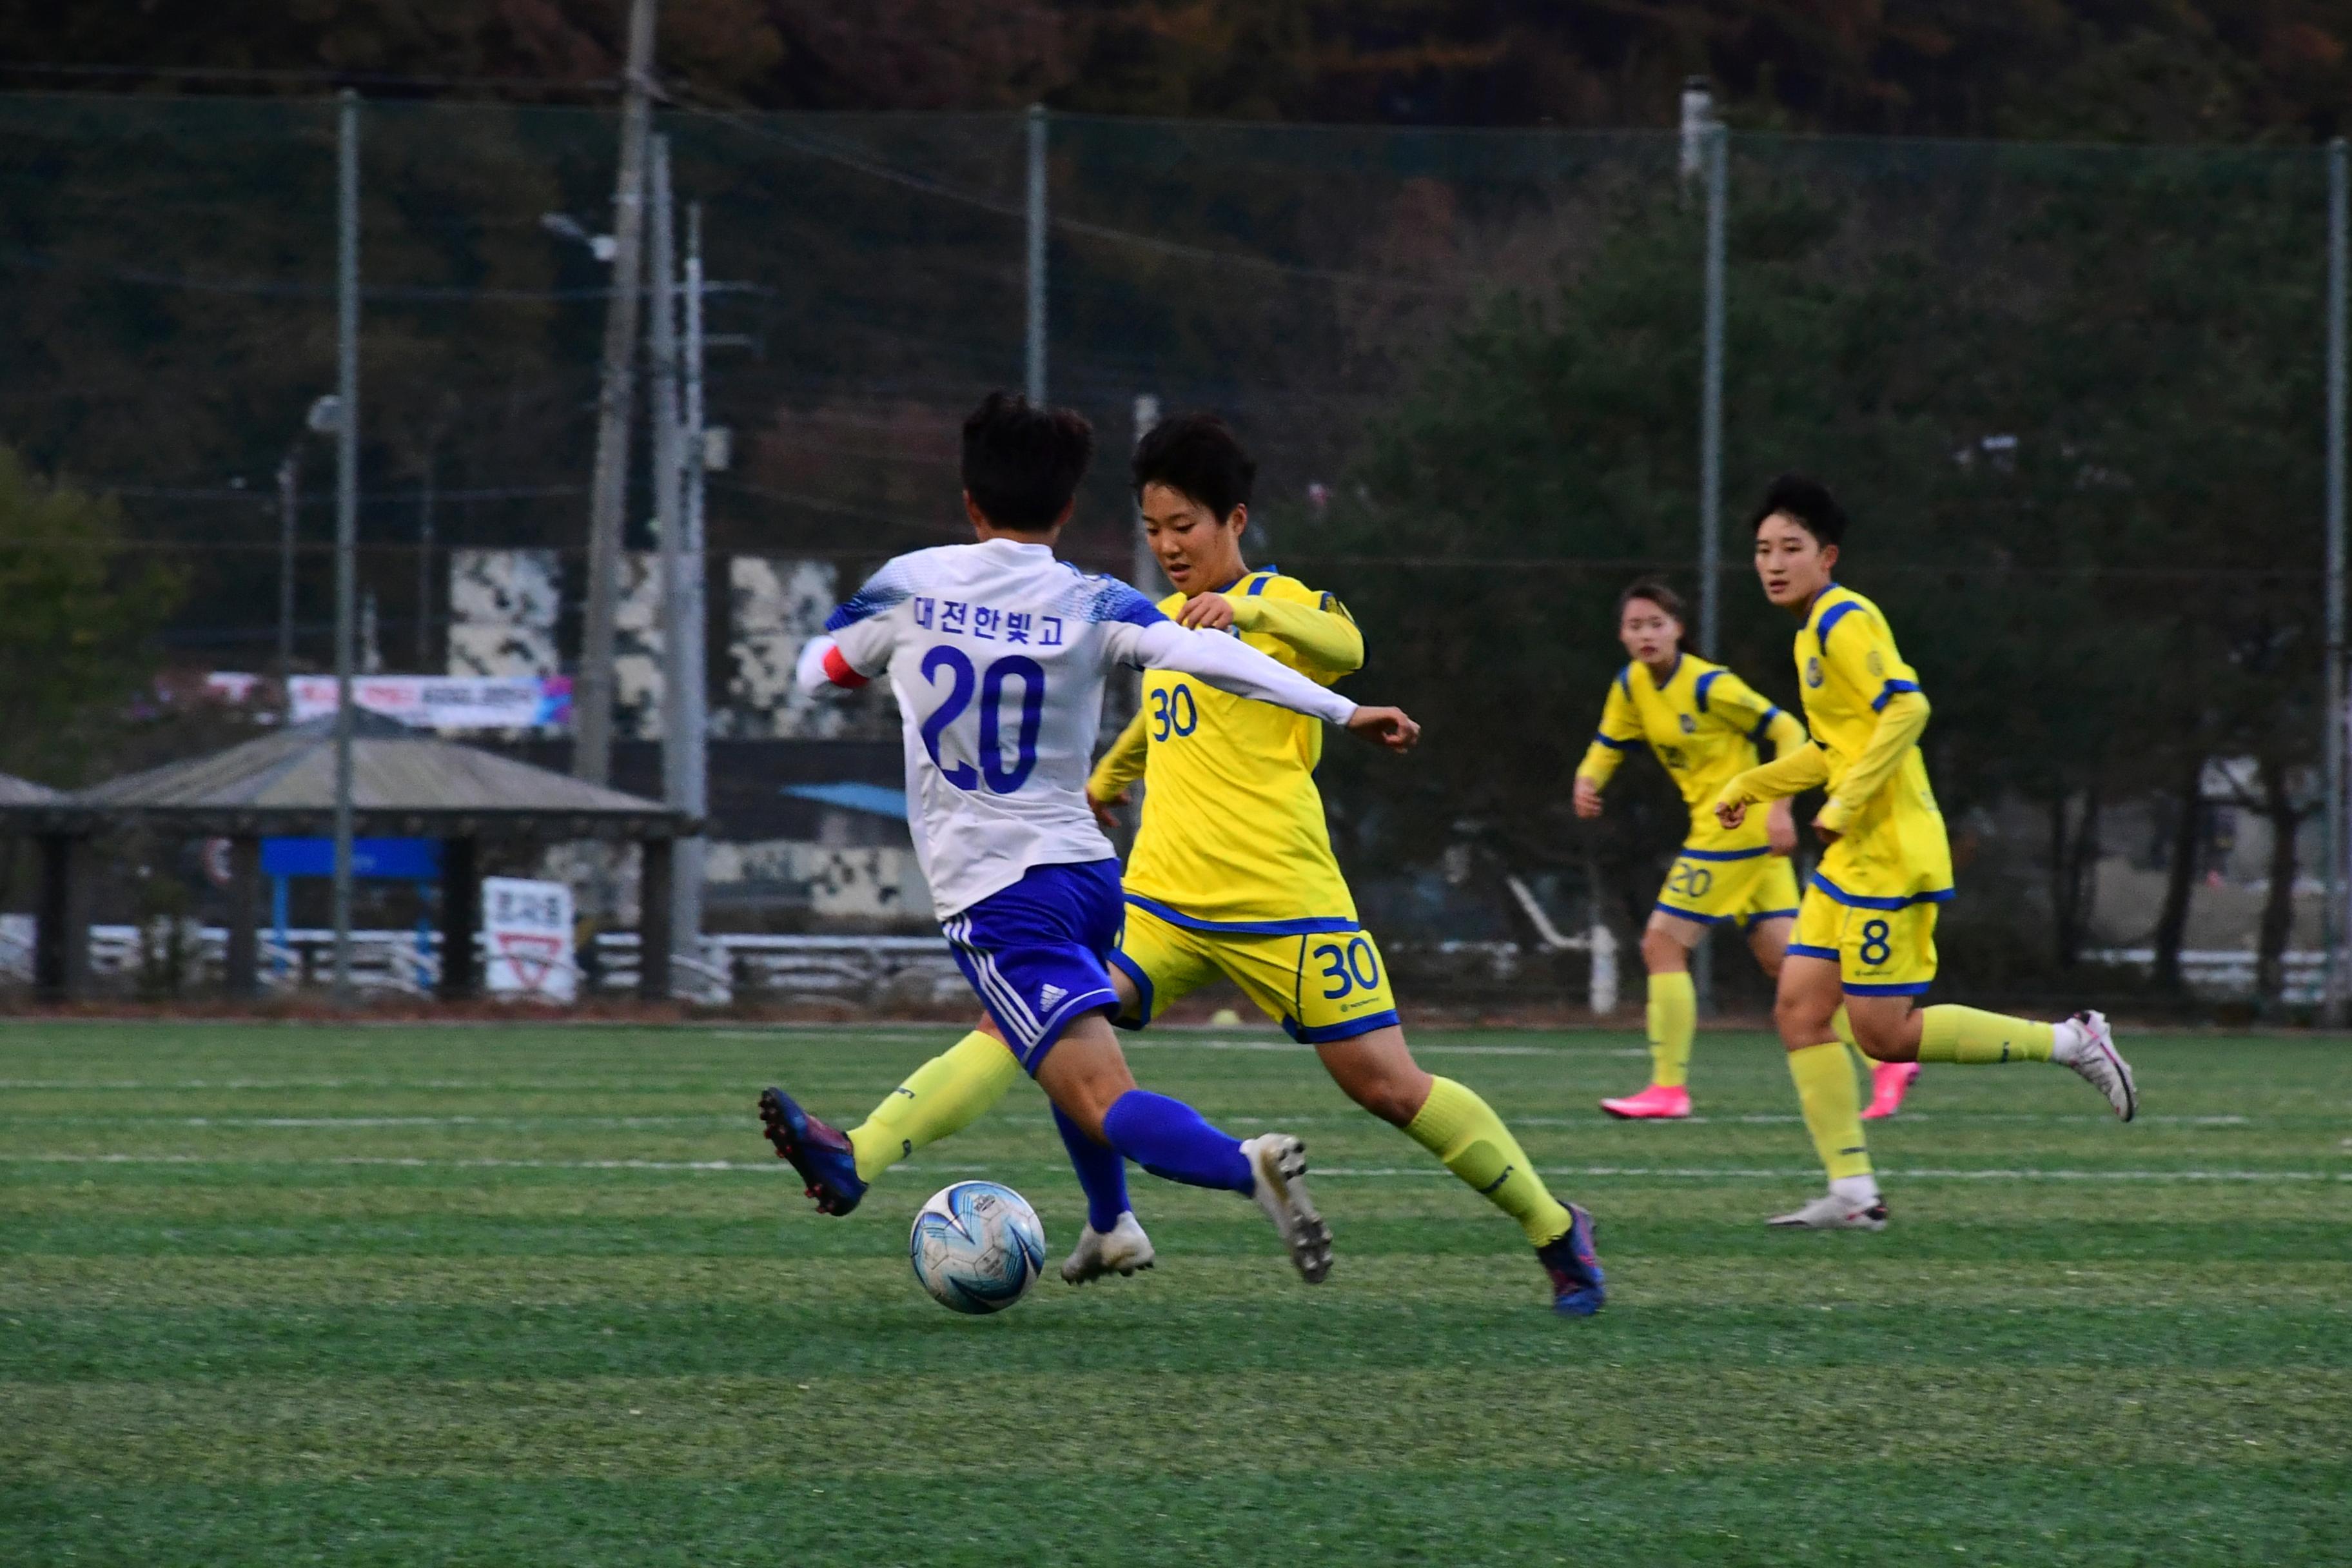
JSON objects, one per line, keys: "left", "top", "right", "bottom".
{"left": 0, "top": 1152, "right": 2340, "bottom": 1182}
{"left": 0, "top": 1112, "right": 2276, "bottom": 1131}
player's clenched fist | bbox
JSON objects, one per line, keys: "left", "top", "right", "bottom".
{"left": 1572, "top": 776, "right": 1605, "bottom": 819}
{"left": 1346, "top": 705, "right": 1420, "bottom": 751}
{"left": 1175, "top": 593, "right": 1237, "bottom": 632}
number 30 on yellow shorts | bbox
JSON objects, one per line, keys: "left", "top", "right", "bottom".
{"left": 1108, "top": 898, "right": 1400, "bottom": 1044}
{"left": 1788, "top": 885, "right": 1943, "bottom": 996}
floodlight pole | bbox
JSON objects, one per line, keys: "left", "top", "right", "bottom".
{"left": 331, "top": 89, "right": 362, "bottom": 1008}
{"left": 1025, "top": 104, "right": 1048, "bottom": 404}
{"left": 2325, "top": 137, "right": 2348, "bottom": 1024}
{"left": 576, "top": 0, "right": 661, "bottom": 787}
{"left": 1697, "top": 119, "right": 1727, "bottom": 662}
{"left": 1692, "top": 115, "right": 1729, "bottom": 1017}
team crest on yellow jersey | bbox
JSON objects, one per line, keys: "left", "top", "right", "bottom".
{"left": 1805, "top": 655, "right": 1824, "bottom": 687}
{"left": 1678, "top": 713, "right": 1696, "bottom": 734}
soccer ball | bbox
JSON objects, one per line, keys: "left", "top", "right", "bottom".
{"left": 908, "top": 1181, "right": 1048, "bottom": 1315}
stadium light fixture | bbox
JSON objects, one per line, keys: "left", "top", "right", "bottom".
{"left": 541, "top": 211, "right": 618, "bottom": 262}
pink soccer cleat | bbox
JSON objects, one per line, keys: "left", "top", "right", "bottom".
{"left": 1600, "top": 1084, "right": 1690, "bottom": 1120}
{"left": 1860, "top": 1061, "right": 1921, "bottom": 1121}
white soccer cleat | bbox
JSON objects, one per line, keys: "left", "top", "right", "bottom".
{"left": 1060, "top": 1210, "right": 1157, "bottom": 1284}
{"left": 1766, "top": 1191, "right": 1890, "bottom": 1231}
{"left": 1241, "top": 1133, "right": 1333, "bottom": 1283}
{"left": 2060, "top": 1010, "right": 2137, "bottom": 1122}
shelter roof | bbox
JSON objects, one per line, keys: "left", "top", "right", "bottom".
{"left": 0, "top": 712, "right": 686, "bottom": 839}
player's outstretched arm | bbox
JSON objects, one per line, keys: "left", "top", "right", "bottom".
{"left": 1227, "top": 594, "right": 1366, "bottom": 680}
{"left": 1814, "top": 691, "right": 1929, "bottom": 836}
{"left": 1086, "top": 707, "right": 1150, "bottom": 828}
{"left": 1713, "top": 744, "right": 1829, "bottom": 830}
{"left": 794, "top": 634, "right": 870, "bottom": 692}
{"left": 1126, "top": 620, "right": 1416, "bottom": 750}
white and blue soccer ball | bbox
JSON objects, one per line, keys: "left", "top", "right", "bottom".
{"left": 909, "top": 1181, "right": 1048, "bottom": 1315}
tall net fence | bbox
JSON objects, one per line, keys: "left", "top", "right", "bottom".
{"left": 0, "top": 92, "right": 2337, "bottom": 1011}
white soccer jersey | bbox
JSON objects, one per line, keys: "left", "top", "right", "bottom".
{"left": 803, "top": 538, "right": 1357, "bottom": 918}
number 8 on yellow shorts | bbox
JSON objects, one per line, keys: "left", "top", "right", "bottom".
{"left": 1108, "top": 897, "right": 1400, "bottom": 1044}
{"left": 1654, "top": 844, "right": 1802, "bottom": 932}
{"left": 1788, "top": 881, "right": 1943, "bottom": 996}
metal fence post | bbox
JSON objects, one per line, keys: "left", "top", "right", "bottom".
{"left": 1026, "top": 104, "right": 1048, "bottom": 404}
{"left": 2326, "top": 137, "right": 2347, "bottom": 1024}
{"left": 330, "top": 88, "right": 362, "bottom": 1008}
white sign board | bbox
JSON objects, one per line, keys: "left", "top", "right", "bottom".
{"left": 482, "top": 876, "right": 576, "bottom": 1002}
{"left": 287, "top": 674, "right": 573, "bottom": 731}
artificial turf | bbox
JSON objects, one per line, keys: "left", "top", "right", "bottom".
{"left": 1, "top": 1021, "right": 2346, "bottom": 1565}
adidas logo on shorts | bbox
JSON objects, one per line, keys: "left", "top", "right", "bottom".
{"left": 1039, "top": 983, "right": 1068, "bottom": 1009}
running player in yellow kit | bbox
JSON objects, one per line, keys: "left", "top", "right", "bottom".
{"left": 774, "top": 413, "right": 1605, "bottom": 1316}
{"left": 1574, "top": 580, "right": 1918, "bottom": 1123}
{"left": 1712, "top": 475, "right": 2139, "bottom": 1230}
{"left": 1574, "top": 579, "right": 1805, "bottom": 1119}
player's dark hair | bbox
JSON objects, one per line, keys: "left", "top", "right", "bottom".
{"left": 1748, "top": 473, "right": 1848, "bottom": 546}
{"left": 1617, "top": 577, "right": 1686, "bottom": 628}
{"left": 1132, "top": 411, "right": 1257, "bottom": 522}
{"left": 961, "top": 391, "right": 1095, "bottom": 531}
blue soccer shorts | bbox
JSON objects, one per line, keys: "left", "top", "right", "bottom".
{"left": 940, "top": 858, "right": 1126, "bottom": 1073}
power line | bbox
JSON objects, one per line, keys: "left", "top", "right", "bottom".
{"left": 670, "top": 94, "right": 1480, "bottom": 297}
{"left": 0, "top": 63, "right": 620, "bottom": 95}
{"left": 0, "top": 245, "right": 776, "bottom": 304}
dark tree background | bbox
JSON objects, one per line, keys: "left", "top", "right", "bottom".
{"left": 5, "top": 3, "right": 2352, "bottom": 141}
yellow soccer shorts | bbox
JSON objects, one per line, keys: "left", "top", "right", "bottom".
{"left": 1653, "top": 845, "right": 1802, "bottom": 932}
{"left": 1108, "top": 897, "right": 1400, "bottom": 1044}
{"left": 1788, "top": 880, "right": 1943, "bottom": 996}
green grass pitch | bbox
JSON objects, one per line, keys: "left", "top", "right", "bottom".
{"left": 2, "top": 1020, "right": 2347, "bottom": 1565}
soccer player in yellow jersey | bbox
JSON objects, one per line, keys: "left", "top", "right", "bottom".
{"left": 785, "top": 413, "right": 1605, "bottom": 1315}
{"left": 1712, "top": 475, "right": 2139, "bottom": 1230}
{"left": 1574, "top": 578, "right": 1826, "bottom": 1121}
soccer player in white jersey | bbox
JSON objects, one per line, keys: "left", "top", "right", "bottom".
{"left": 755, "top": 392, "right": 1422, "bottom": 1282}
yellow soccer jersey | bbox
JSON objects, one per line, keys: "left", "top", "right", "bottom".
{"left": 1088, "top": 567, "right": 1364, "bottom": 928}
{"left": 1574, "top": 654, "right": 1805, "bottom": 854}
{"left": 1793, "top": 585, "right": 1953, "bottom": 904}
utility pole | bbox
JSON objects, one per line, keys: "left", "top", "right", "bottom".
{"left": 576, "top": 0, "right": 661, "bottom": 786}
{"left": 1025, "top": 104, "right": 1048, "bottom": 404}
{"left": 330, "top": 89, "right": 362, "bottom": 1008}
{"left": 675, "top": 200, "right": 710, "bottom": 953}
{"left": 649, "top": 136, "right": 695, "bottom": 988}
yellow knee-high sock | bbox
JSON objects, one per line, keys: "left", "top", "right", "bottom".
{"left": 1647, "top": 970, "right": 1697, "bottom": 1089}
{"left": 1917, "top": 1006, "right": 2053, "bottom": 1064}
{"left": 845, "top": 1030, "right": 1022, "bottom": 1182}
{"left": 1831, "top": 1003, "right": 1869, "bottom": 1076}
{"left": 1404, "top": 1076, "right": 1574, "bottom": 1245}
{"left": 1785, "top": 1042, "right": 1872, "bottom": 1182}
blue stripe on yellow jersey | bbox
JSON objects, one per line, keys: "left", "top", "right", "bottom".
{"left": 1574, "top": 652, "right": 1803, "bottom": 854}
{"left": 1795, "top": 584, "right": 1952, "bottom": 903}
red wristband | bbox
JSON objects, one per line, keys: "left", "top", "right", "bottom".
{"left": 822, "top": 645, "right": 868, "bottom": 689}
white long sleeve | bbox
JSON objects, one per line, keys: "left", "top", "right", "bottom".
{"left": 1126, "top": 619, "right": 1358, "bottom": 725}
{"left": 793, "top": 635, "right": 840, "bottom": 693}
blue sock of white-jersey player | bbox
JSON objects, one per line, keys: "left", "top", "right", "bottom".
{"left": 1100, "top": 1090, "right": 1253, "bottom": 1192}
{"left": 1054, "top": 1103, "right": 1134, "bottom": 1231}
